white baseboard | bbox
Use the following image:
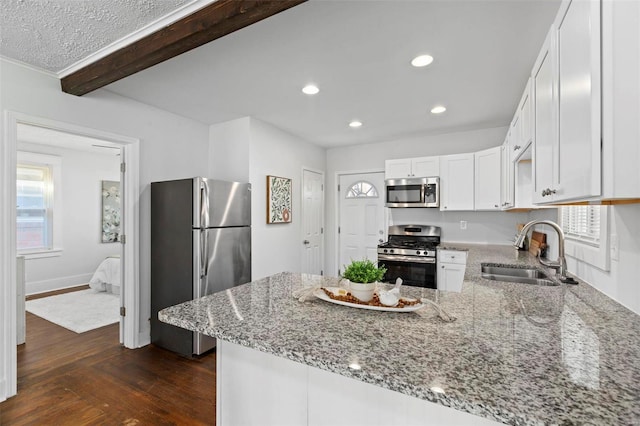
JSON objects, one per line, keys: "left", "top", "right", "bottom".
{"left": 26, "top": 273, "right": 93, "bottom": 295}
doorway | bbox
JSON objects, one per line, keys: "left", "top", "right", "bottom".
{"left": 337, "top": 172, "right": 386, "bottom": 275}
{"left": 1, "top": 112, "right": 140, "bottom": 400}
{"left": 301, "top": 169, "right": 324, "bottom": 275}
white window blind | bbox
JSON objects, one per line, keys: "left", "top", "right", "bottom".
{"left": 16, "top": 163, "right": 53, "bottom": 251}
{"left": 561, "top": 205, "right": 601, "bottom": 246}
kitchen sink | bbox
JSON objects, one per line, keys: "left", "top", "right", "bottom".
{"left": 480, "top": 263, "right": 559, "bottom": 286}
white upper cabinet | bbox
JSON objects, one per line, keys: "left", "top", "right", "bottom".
{"left": 600, "top": 0, "right": 640, "bottom": 200}
{"left": 412, "top": 157, "right": 440, "bottom": 178}
{"left": 512, "top": 78, "right": 533, "bottom": 162}
{"left": 555, "top": 0, "right": 601, "bottom": 200}
{"left": 532, "top": 27, "right": 558, "bottom": 204}
{"left": 475, "top": 146, "right": 502, "bottom": 210}
{"left": 440, "top": 153, "right": 475, "bottom": 211}
{"left": 501, "top": 143, "right": 514, "bottom": 209}
{"left": 385, "top": 156, "right": 439, "bottom": 179}
{"left": 533, "top": 0, "right": 601, "bottom": 204}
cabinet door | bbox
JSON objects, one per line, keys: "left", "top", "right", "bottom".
{"left": 474, "top": 146, "right": 502, "bottom": 210}
{"left": 555, "top": 0, "right": 601, "bottom": 201}
{"left": 437, "top": 263, "right": 466, "bottom": 293}
{"left": 519, "top": 78, "right": 533, "bottom": 149}
{"left": 412, "top": 156, "right": 440, "bottom": 177}
{"left": 385, "top": 159, "right": 413, "bottom": 179}
{"left": 440, "top": 153, "right": 474, "bottom": 211}
{"left": 512, "top": 79, "right": 533, "bottom": 162}
{"left": 501, "top": 145, "right": 514, "bottom": 209}
{"left": 532, "top": 27, "right": 558, "bottom": 204}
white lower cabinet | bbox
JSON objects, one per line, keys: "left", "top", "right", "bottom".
{"left": 437, "top": 250, "right": 467, "bottom": 293}
{"left": 217, "top": 339, "right": 502, "bottom": 426}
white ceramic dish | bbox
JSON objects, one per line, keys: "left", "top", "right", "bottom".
{"left": 314, "top": 287, "right": 425, "bottom": 312}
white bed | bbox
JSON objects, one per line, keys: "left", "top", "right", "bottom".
{"left": 89, "top": 255, "right": 121, "bottom": 295}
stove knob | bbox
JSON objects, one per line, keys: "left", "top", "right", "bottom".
{"left": 389, "top": 249, "right": 394, "bottom": 254}
{"left": 383, "top": 249, "right": 388, "bottom": 253}
{"left": 416, "top": 250, "right": 421, "bottom": 255}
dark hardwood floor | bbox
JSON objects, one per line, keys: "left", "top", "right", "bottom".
{"left": 1, "top": 290, "right": 216, "bottom": 425}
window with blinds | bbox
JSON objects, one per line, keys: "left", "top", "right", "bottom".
{"left": 16, "top": 162, "right": 54, "bottom": 251}
{"left": 560, "top": 205, "right": 601, "bottom": 246}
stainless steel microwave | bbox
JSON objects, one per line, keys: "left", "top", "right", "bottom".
{"left": 385, "top": 177, "right": 439, "bottom": 208}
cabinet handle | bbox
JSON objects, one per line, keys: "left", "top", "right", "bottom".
{"left": 513, "top": 145, "right": 521, "bottom": 151}
{"left": 494, "top": 204, "right": 499, "bottom": 208}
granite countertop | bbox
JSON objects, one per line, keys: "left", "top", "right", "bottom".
{"left": 159, "top": 244, "right": 640, "bottom": 425}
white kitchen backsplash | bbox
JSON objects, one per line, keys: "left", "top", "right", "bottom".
{"left": 388, "top": 208, "right": 557, "bottom": 246}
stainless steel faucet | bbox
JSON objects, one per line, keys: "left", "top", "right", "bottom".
{"left": 514, "top": 220, "right": 572, "bottom": 282}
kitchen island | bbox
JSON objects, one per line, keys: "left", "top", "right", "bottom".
{"left": 159, "top": 245, "right": 640, "bottom": 425}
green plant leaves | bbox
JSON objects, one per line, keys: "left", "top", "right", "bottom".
{"left": 341, "top": 259, "right": 386, "bottom": 283}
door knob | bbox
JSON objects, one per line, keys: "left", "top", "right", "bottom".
{"left": 303, "top": 240, "right": 310, "bottom": 245}
{"left": 378, "top": 239, "right": 384, "bottom": 243}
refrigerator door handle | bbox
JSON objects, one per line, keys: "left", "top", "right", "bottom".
{"left": 200, "top": 229, "right": 209, "bottom": 278}
{"left": 200, "top": 180, "right": 210, "bottom": 228}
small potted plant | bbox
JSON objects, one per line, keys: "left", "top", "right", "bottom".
{"left": 341, "top": 259, "right": 387, "bottom": 302}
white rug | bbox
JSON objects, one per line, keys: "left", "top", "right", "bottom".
{"left": 26, "top": 289, "right": 120, "bottom": 333}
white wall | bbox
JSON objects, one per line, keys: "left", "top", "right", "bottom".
{"left": 325, "top": 126, "right": 510, "bottom": 276}
{"left": 209, "top": 117, "right": 326, "bottom": 280}
{"left": 1, "top": 59, "right": 211, "bottom": 349}
{"left": 566, "top": 204, "right": 640, "bottom": 315}
{"left": 209, "top": 117, "right": 251, "bottom": 182}
{"left": 18, "top": 143, "right": 121, "bottom": 294}
{"left": 389, "top": 209, "right": 531, "bottom": 245}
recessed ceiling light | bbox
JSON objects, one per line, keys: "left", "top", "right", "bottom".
{"left": 431, "top": 106, "right": 447, "bottom": 114}
{"left": 302, "top": 84, "right": 319, "bottom": 95}
{"left": 349, "top": 120, "right": 363, "bottom": 128}
{"left": 411, "top": 54, "right": 434, "bottom": 67}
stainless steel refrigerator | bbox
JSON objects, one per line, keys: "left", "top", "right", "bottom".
{"left": 151, "top": 177, "right": 251, "bottom": 356}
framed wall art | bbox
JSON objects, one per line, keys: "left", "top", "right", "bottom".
{"left": 266, "top": 175, "right": 292, "bottom": 224}
{"left": 101, "top": 180, "right": 121, "bottom": 242}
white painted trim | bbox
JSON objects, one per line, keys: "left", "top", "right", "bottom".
{"left": 0, "top": 55, "right": 58, "bottom": 78}
{"left": 1, "top": 111, "right": 141, "bottom": 401}
{"left": 58, "top": 0, "right": 218, "bottom": 78}
{"left": 18, "top": 248, "right": 63, "bottom": 260}
{"left": 559, "top": 207, "right": 611, "bottom": 272}
{"left": 1, "top": 111, "right": 19, "bottom": 401}
{"left": 25, "top": 273, "right": 93, "bottom": 296}
{"left": 121, "top": 141, "right": 141, "bottom": 348}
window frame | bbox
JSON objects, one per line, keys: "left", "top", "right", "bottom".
{"left": 345, "top": 180, "right": 379, "bottom": 199}
{"left": 16, "top": 151, "right": 63, "bottom": 258}
{"left": 558, "top": 205, "right": 609, "bottom": 271}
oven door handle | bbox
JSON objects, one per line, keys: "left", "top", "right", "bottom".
{"left": 378, "top": 255, "right": 436, "bottom": 264}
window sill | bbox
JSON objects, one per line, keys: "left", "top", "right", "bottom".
{"left": 18, "top": 248, "right": 63, "bottom": 260}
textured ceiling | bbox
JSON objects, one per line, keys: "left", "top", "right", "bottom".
{"left": 0, "top": 0, "right": 194, "bottom": 73}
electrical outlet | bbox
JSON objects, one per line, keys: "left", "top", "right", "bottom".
{"left": 611, "top": 234, "right": 619, "bottom": 261}
{"left": 460, "top": 220, "right": 467, "bottom": 230}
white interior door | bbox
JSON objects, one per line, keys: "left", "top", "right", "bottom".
{"left": 301, "top": 169, "right": 324, "bottom": 275}
{"left": 338, "top": 172, "right": 386, "bottom": 275}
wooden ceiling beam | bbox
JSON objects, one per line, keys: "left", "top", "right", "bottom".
{"left": 61, "top": 0, "right": 306, "bottom": 96}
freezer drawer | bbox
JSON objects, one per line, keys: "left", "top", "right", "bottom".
{"left": 193, "top": 178, "right": 251, "bottom": 228}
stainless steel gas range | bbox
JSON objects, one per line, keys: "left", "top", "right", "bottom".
{"left": 377, "top": 224, "right": 441, "bottom": 288}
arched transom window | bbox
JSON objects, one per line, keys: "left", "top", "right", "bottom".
{"left": 345, "top": 181, "right": 379, "bottom": 198}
